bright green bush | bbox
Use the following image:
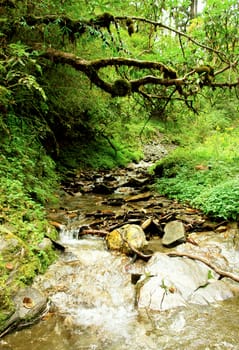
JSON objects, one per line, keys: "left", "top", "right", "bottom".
{"left": 192, "top": 179, "right": 239, "bottom": 220}
{"left": 154, "top": 104, "right": 239, "bottom": 220}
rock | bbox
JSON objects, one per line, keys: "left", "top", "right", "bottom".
{"left": 125, "top": 191, "right": 152, "bottom": 202}
{"left": 1, "top": 287, "right": 48, "bottom": 337}
{"left": 189, "top": 279, "right": 234, "bottom": 304}
{"left": 0, "top": 229, "right": 19, "bottom": 253}
{"left": 143, "top": 142, "right": 169, "bottom": 162}
{"left": 136, "top": 275, "right": 187, "bottom": 311}
{"left": 92, "top": 183, "right": 114, "bottom": 194}
{"left": 136, "top": 251, "right": 239, "bottom": 311}
{"left": 119, "top": 177, "right": 151, "bottom": 188}
{"left": 106, "top": 224, "right": 148, "bottom": 254}
{"left": 38, "top": 238, "right": 52, "bottom": 250}
{"left": 162, "top": 220, "right": 186, "bottom": 246}
{"left": 141, "top": 217, "right": 163, "bottom": 237}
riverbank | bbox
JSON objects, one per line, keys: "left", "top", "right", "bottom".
{"left": 1, "top": 131, "right": 239, "bottom": 339}
{"left": 2, "top": 155, "right": 239, "bottom": 349}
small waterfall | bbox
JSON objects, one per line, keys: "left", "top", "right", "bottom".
{"left": 59, "top": 226, "right": 80, "bottom": 243}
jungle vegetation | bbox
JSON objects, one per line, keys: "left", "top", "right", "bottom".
{"left": 0, "top": 0, "right": 239, "bottom": 330}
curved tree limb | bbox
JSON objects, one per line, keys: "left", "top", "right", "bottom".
{"left": 22, "top": 13, "right": 239, "bottom": 100}
{"left": 168, "top": 251, "right": 239, "bottom": 283}
{"left": 126, "top": 241, "right": 239, "bottom": 284}
{"left": 25, "top": 14, "right": 228, "bottom": 62}
{"left": 115, "top": 16, "right": 229, "bottom": 62}
{"left": 39, "top": 48, "right": 239, "bottom": 98}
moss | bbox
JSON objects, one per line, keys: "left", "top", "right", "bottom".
{"left": 0, "top": 227, "right": 58, "bottom": 332}
{"left": 0, "top": 122, "right": 60, "bottom": 332}
{"left": 194, "top": 65, "right": 214, "bottom": 76}
{"left": 58, "top": 135, "right": 142, "bottom": 170}
{"left": 91, "top": 12, "right": 114, "bottom": 29}
{"left": 111, "top": 79, "right": 131, "bottom": 97}
{"left": 0, "top": 289, "right": 15, "bottom": 331}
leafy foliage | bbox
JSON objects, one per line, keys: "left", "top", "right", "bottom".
{"left": 153, "top": 103, "right": 239, "bottom": 220}
{"left": 193, "top": 179, "right": 239, "bottom": 220}
{"left": 0, "top": 112, "right": 59, "bottom": 328}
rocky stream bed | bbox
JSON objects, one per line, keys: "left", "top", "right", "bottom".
{"left": 2, "top": 143, "right": 239, "bottom": 349}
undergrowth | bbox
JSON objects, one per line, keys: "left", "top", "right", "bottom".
{"left": 0, "top": 121, "right": 59, "bottom": 328}
{"left": 153, "top": 103, "right": 239, "bottom": 220}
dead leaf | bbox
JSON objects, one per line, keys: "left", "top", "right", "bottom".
{"left": 49, "top": 221, "right": 64, "bottom": 230}
{"left": 195, "top": 164, "right": 209, "bottom": 171}
{"left": 41, "top": 312, "right": 55, "bottom": 321}
{"left": 5, "top": 262, "right": 14, "bottom": 270}
{"left": 186, "top": 237, "right": 199, "bottom": 246}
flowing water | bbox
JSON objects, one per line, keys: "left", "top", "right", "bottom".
{"left": 2, "top": 193, "right": 239, "bottom": 350}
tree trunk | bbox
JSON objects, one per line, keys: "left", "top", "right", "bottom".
{"left": 190, "top": 0, "right": 198, "bottom": 19}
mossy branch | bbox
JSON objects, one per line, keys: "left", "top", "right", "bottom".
{"left": 115, "top": 16, "right": 228, "bottom": 63}
{"left": 40, "top": 48, "right": 239, "bottom": 99}
{"left": 24, "top": 13, "right": 115, "bottom": 36}
{"left": 25, "top": 14, "right": 226, "bottom": 61}
{"left": 22, "top": 13, "right": 239, "bottom": 96}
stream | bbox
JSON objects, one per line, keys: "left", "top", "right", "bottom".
{"left": 2, "top": 150, "right": 239, "bottom": 350}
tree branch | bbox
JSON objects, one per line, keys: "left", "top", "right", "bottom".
{"left": 168, "top": 251, "right": 239, "bottom": 283}
{"left": 25, "top": 13, "right": 239, "bottom": 98}
{"left": 39, "top": 48, "right": 239, "bottom": 98}
{"left": 26, "top": 13, "right": 228, "bottom": 61}
{"left": 115, "top": 16, "right": 229, "bottom": 62}
{"left": 126, "top": 241, "right": 239, "bottom": 284}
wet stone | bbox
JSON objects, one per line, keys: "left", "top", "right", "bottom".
{"left": 1, "top": 287, "right": 48, "bottom": 337}
{"left": 162, "top": 220, "right": 186, "bottom": 246}
{"left": 106, "top": 224, "right": 148, "bottom": 254}
{"left": 136, "top": 252, "right": 235, "bottom": 311}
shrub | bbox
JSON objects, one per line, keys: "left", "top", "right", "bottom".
{"left": 192, "top": 179, "right": 239, "bottom": 220}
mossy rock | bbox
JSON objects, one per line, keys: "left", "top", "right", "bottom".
{"left": 0, "top": 226, "right": 57, "bottom": 332}
{"left": 106, "top": 224, "right": 147, "bottom": 254}
{"left": 0, "top": 287, "right": 47, "bottom": 337}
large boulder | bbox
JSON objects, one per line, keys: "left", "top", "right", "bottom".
{"left": 106, "top": 224, "right": 148, "bottom": 254}
{"left": 136, "top": 252, "right": 236, "bottom": 311}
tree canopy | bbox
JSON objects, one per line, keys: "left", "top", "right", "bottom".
{"left": 1, "top": 0, "right": 239, "bottom": 115}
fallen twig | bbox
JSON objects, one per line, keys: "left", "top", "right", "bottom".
{"left": 79, "top": 229, "right": 109, "bottom": 237}
{"left": 126, "top": 243, "right": 239, "bottom": 283}
{"left": 168, "top": 251, "right": 239, "bottom": 283}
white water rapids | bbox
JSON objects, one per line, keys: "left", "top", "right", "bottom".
{"left": 3, "top": 228, "right": 239, "bottom": 350}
